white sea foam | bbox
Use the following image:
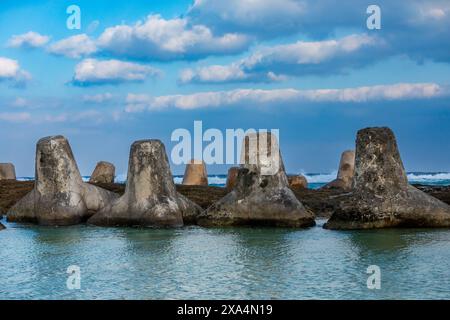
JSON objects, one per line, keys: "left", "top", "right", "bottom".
{"left": 172, "top": 175, "right": 226, "bottom": 185}
{"left": 208, "top": 175, "right": 227, "bottom": 185}
{"left": 407, "top": 172, "right": 450, "bottom": 184}
{"left": 16, "top": 177, "right": 34, "bottom": 182}
{"left": 173, "top": 176, "right": 183, "bottom": 184}
{"left": 301, "top": 172, "right": 337, "bottom": 183}
{"left": 17, "top": 171, "right": 450, "bottom": 187}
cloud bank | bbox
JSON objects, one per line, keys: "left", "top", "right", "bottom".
{"left": 126, "top": 83, "right": 445, "bottom": 111}
{"left": 180, "top": 34, "right": 385, "bottom": 84}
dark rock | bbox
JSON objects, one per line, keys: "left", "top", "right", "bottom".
{"left": 89, "top": 161, "right": 115, "bottom": 184}
{"left": 0, "top": 222, "right": 5, "bottom": 231}
{"left": 413, "top": 184, "right": 450, "bottom": 205}
{"left": 88, "top": 140, "right": 202, "bottom": 227}
{"left": 198, "top": 132, "right": 315, "bottom": 228}
{"left": 0, "top": 163, "right": 16, "bottom": 180}
{"left": 7, "top": 136, "right": 117, "bottom": 226}
{"left": 322, "top": 150, "right": 355, "bottom": 191}
{"left": 324, "top": 127, "right": 450, "bottom": 229}
{"left": 292, "top": 187, "right": 347, "bottom": 218}
{"left": 176, "top": 184, "right": 227, "bottom": 210}
{"left": 182, "top": 159, "right": 208, "bottom": 186}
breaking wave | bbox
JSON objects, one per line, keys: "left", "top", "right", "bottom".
{"left": 17, "top": 172, "right": 450, "bottom": 187}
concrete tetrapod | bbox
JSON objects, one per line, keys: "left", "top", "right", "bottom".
{"left": 322, "top": 150, "right": 355, "bottom": 191}
{"left": 7, "top": 136, "right": 117, "bottom": 226}
{"left": 89, "top": 161, "right": 115, "bottom": 184}
{"left": 182, "top": 159, "right": 208, "bottom": 186}
{"left": 324, "top": 127, "right": 450, "bottom": 229}
{"left": 88, "top": 140, "right": 202, "bottom": 227}
{"left": 198, "top": 132, "right": 315, "bottom": 228}
{"left": 0, "top": 163, "right": 16, "bottom": 180}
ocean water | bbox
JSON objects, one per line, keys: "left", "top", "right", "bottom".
{"left": 18, "top": 172, "right": 450, "bottom": 189}
{"left": 120, "top": 172, "right": 450, "bottom": 188}
{"left": 1, "top": 219, "right": 450, "bottom": 299}
{"left": 19, "top": 171, "right": 450, "bottom": 189}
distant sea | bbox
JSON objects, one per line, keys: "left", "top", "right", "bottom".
{"left": 17, "top": 172, "right": 450, "bottom": 188}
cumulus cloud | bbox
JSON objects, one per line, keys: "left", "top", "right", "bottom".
{"left": 126, "top": 83, "right": 446, "bottom": 111}
{"left": 72, "top": 59, "right": 161, "bottom": 86}
{"left": 48, "top": 34, "right": 97, "bottom": 58}
{"left": 0, "top": 57, "right": 31, "bottom": 87}
{"left": 7, "top": 31, "right": 50, "bottom": 48}
{"left": 180, "top": 34, "right": 385, "bottom": 83}
{"left": 97, "top": 14, "right": 250, "bottom": 60}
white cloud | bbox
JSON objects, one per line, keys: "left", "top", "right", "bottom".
{"left": 48, "top": 34, "right": 97, "bottom": 59}
{"left": 0, "top": 112, "right": 32, "bottom": 123}
{"left": 180, "top": 64, "right": 248, "bottom": 83}
{"left": 125, "top": 94, "right": 153, "bottom": 112}
{"left": 97, "top": 14, "right": 250, "bottom": 60}
{"left": 0, "top": 57, "right": 31, "bottom": 86}
{"left": 83, "top": 93, "right": 113, "bottom": 103}
{"left": 180, "top": 34, "right": 382, "bottom": 84}
{"left": 40, "top": 110, "right": 103, "bottom": 124}
{"left": 73, "top": 59, "right": 161, "bottom": 85}
{"left": 126, "top": 83, "right": 445, "bottom": 111}
{"left": 0, "top": 57, "right": 22, "bottom": 78}
{"left": 7, "top": 31, "right": 50, "bottom": 48}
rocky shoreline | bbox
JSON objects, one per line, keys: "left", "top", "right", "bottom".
{"left": 1, "top": 179, "right": 449, "bottom": 222}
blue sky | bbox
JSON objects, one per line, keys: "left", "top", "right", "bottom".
{"left": 1, "top": 0, "right": 450, "bottom": 177}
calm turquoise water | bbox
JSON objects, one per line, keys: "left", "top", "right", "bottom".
{"left": 1, "top": 219, "right": 450, "bottom": 300}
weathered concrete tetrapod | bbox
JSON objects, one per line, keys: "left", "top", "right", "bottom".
{"left": 225, "top": 167, "right": 240, "bottom": 191}
{"left": 7, "top": 136, "right": 117, "bottom": 225}
{"left": 182, "top": 159, "right": 208, "bottom": 186}
{"left": 0, "top": 163, "right": 16, "bottom": 180}
{"left": 288, "top": 175, "right": 308, "bottom": 189}
{"left": 89, "top": 161, "right": 115, "bottom": 184}
{"left": 88, "top": 140, "right": 202, "bottom": 227}
{"left": 198, "top": 132, "right": 315, "bottom": 227}
{"left": 322, "top": 150, "right": 355, "bottom": 191}
{"left": 324, "top": 127, "right": 450, "bottom": 229}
